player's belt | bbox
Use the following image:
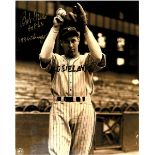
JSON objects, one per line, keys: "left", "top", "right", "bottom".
{"left": 57, "top": 97, "right": 85, "bottom": 102}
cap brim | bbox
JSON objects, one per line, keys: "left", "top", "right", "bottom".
{"left": 61, "top": 30, "right": 80, "bottom": 40}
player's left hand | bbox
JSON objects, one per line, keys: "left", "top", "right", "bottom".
{"left": 68, "top": 12, "right": 77, "bottom": 23}
{"left": 73, "top": 3, "right": 87, "bottom": 26}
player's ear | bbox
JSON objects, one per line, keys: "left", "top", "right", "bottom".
{"left": 77, "top": 36, "right": 80, "bottom": 42}
{"left": 77, "top": 32, "right": 80, "bottom": 42}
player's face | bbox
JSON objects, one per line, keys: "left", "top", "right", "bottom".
{"left": 61, "top": 36, "right": 80, "bottom": 58}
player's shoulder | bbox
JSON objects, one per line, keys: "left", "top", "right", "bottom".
{"left": 53, "top": 53, "right": 64, "bottom": 59}
{"left": 80, "top": 53, "right": 89, "bottom": 59}
{"left": 75, "top": 53, "right": 89, "bottom": 63}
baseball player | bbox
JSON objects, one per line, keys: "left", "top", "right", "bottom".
{"left": 39, "top": 3, "right": 106, "bottom": 155}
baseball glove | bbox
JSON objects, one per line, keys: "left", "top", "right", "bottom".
{"left": 68, "top": 3, "right": 87, "bottom": 32}
{"left": 60, "top": 3, "right": 87, "bottom": 32}
{"left": 73, "top": 3, "right": 87, "bottom": 26}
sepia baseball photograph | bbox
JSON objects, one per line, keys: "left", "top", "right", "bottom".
{"left": 15, "top": 1, "right": 140, "bottom": 155}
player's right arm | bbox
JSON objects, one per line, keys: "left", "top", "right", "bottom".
{"left": 39, "top": 14, "right": 64, "bottom": 67}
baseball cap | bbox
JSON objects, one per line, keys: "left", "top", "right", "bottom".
{"left": 60, "top": 27, "right": 80, "bottom": 40}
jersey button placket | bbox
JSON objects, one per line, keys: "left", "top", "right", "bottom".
{"left": 68, "top": 60, "right": 73, "bottom": 96}
{"left": 69, "top": 72, "right": 72, "bottom": 96}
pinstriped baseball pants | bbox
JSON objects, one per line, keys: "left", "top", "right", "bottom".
{"left": 48, "top": 100, "right": 96, "bottom": 155}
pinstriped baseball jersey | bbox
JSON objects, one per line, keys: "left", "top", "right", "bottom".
{"left": 41, "top": 52, "right": 105, "bottom": 97}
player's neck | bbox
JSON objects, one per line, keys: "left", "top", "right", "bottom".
{"left": 65, "top": 52, "right": 80, "bottom": 59}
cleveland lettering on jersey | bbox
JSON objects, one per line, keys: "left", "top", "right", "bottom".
{"left": 55, "top": 65, "right": 86, "bottom": 72}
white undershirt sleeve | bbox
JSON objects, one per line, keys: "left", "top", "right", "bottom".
{"left": 84, "top": 26, "right": 103, "bottom": 62}
{"left": 39, "top": 26, "right": 59, "bottom": 61}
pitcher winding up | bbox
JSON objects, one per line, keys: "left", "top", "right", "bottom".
{"left": 39, "top": 3, "right": 106, "bottom": 155}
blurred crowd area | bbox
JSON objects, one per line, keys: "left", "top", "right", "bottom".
{"left": 16, "top": 61, "right": 139, "bottom": 113}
